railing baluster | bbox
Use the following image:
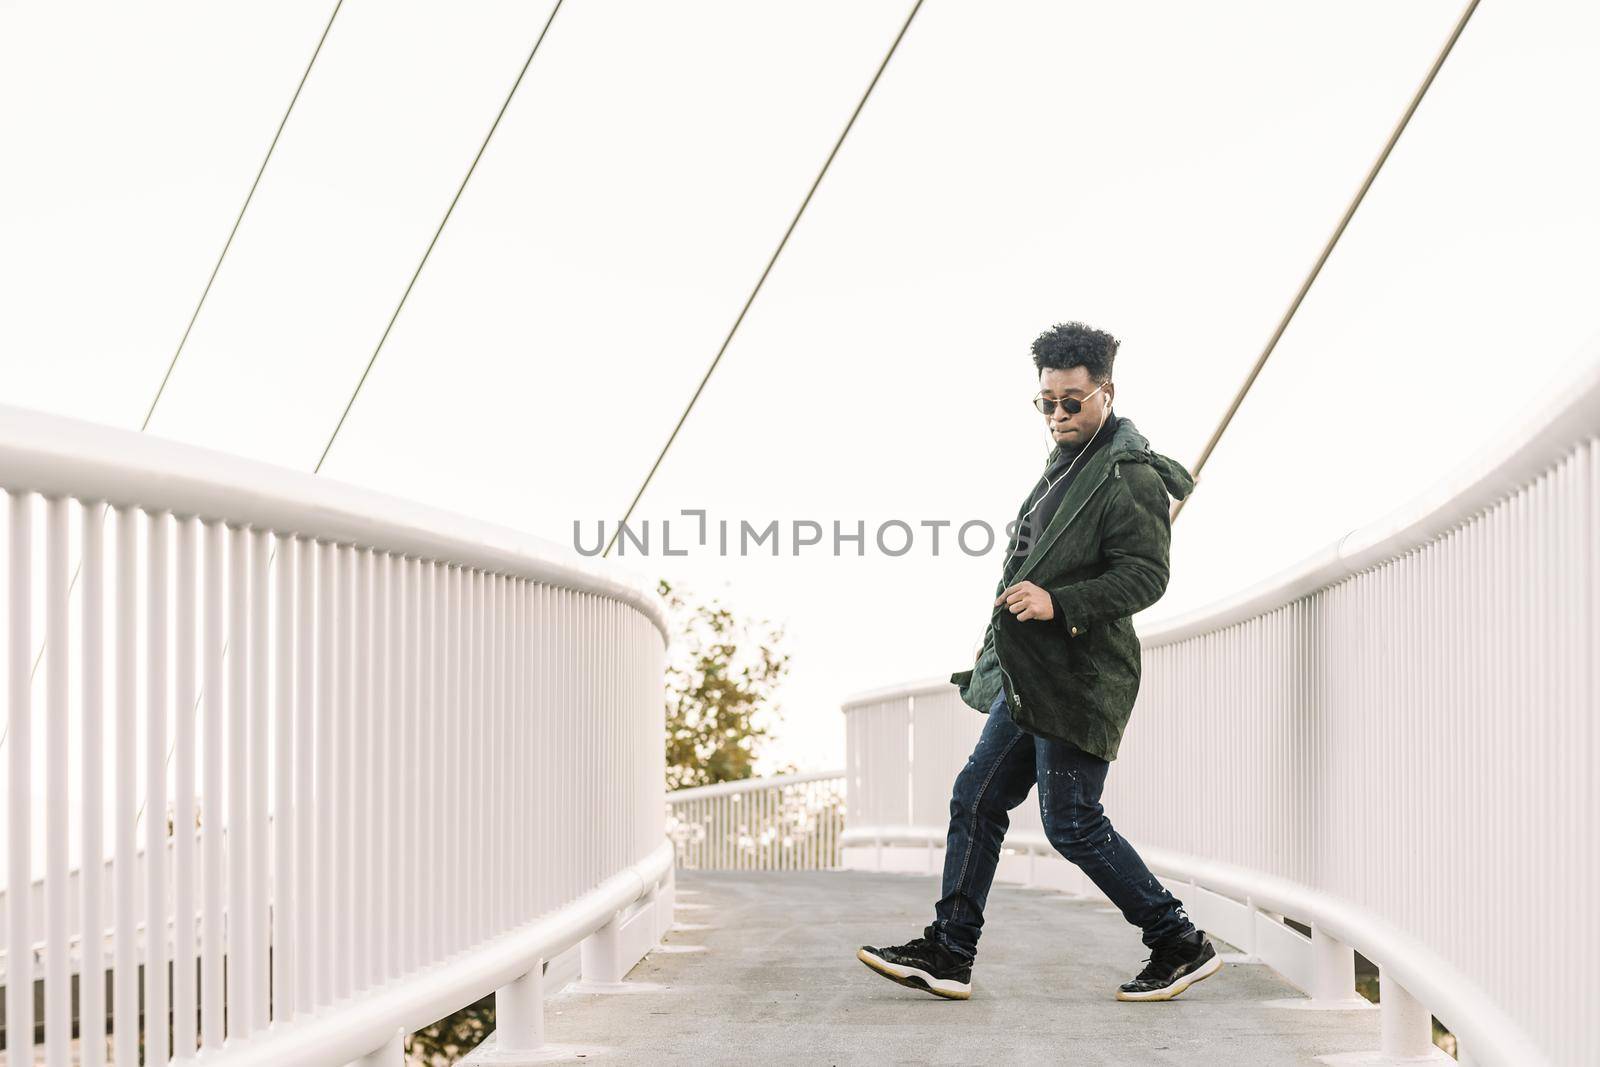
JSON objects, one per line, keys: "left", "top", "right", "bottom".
{"left": 316, "top": 539, "right": 335, "bottom": 1006}
{"left": 202, "top": 519, "right": 225, "bottom": 1047}
{"left": 336, "top": 542, "right": 354, "bottom": 1000}
{"left": 175, "top": 517, "right": 199, "bottom": 1057}
{"left": 146, "top": 511, "right": 170, "bottom": 1064}
{"left": 432, "top": 563, "right": 444, "bottom": 966}
{"left": 516, "top": 578, "right": 527, "bottom": 922}
{"left": 227, "top": 522, "right": 253, "bottom": 1036}
{"left": 81, "top": 501, "right": 108, "bottom": 1067}
{"left": 295, "top": 536, "right": 316, "bottom": 1017}
{"left": 391, "top": 555, "right": 406, "bottom": 968}
{"left": 249, "top": 526, "right": 270, "bottom": 1031}
{"left": 444, "top": 563, "right": 457, "bottom": 953}
{"left": 274, "top": 532, "right": 297, "bottom": 1024}
{"left": 491, "top": 573, "right": 503, "bottom": 934}
{"left": 536, "top": 581, "right": 547, "bottom": 910}
{"left": 113, "top": 505, "right": 138, "bottom": 1064}
{"left": 362, "top": 547, "right": 378, "bottom": 994}
{"left": 467, "top": 566, "right": 476, "bottom": 940}
{"left": 410, "top": 556, "right": 422, "bottom": 964}
{"left": 6, "top": 493, "right": 33, "bottom": 1065}
{"left": 374, "top": 551, "right": 391, "bottom": 983}
{"left": 44, "top": 496, "right": 69, "bottom": 1067}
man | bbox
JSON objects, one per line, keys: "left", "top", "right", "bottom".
{"left": 857, "top": 321, "right": 1219, "bottom": 1003}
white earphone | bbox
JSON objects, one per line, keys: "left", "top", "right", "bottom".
{"left": 1021, "top": 390, "right": 1112, "bottom": 527}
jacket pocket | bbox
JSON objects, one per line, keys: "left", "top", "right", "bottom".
{"left": 1066, "top": 626, "right": 1100, "bottom": 677}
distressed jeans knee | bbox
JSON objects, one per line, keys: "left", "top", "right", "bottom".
{"left": 1037, "top": 739, "right": 1196, "bottom": 950}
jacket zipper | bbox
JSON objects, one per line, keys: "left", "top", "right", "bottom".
{"left": 996, "top": 461, "right": 1122, "bottom": 715}
{"left": 981, "top": 606, "right": 1022, "bottom": 710}
{"left": 999, "top": 662, "right": 1022, "bottom": 710}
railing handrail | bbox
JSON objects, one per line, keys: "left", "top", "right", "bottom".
{"left": 839, "top": 341, "right": 1600, "bottom": 1066}
{"left": 666, "top": 768, "right": 843, "bottom": 803}
{"left": 0, "top": 402, "right": 668, "bottom": 643}
{"left": 202, "top": 842, "right": 674, "bottom": 1067}
{"left": 1, "top": 402, "right": 675, "bottom": 1063}
{"left": 838, "top": 818, "right": 1540, "bottom": 1066}
{"left": 1136, "top": 335, "right": 1600, "bottom": 648}
{"left": 839, "top": 677, "right": 954, "bottom": 710}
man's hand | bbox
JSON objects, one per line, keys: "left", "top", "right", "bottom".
{"left": 996, "top": 580, "right": 1054, "bottom": 621}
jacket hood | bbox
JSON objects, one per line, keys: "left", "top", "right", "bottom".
{"left": 1048, "top": 414, "right": 1195, "bottom": 502}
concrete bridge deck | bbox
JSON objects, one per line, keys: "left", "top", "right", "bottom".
{"left": 539, "top": 869, "right": 1386, "bottom": 1065}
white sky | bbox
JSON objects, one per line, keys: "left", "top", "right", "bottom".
{"left": 4, "top": 0, "right": 1599, "bottom": 775}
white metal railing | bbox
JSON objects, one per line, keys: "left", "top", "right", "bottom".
{"left": 666, "top": 770, "right": 845, "bottom": 870}
{"left": 840, "top": 346, "right": 1600, "bottom": 1067}
{"left": 0, "top": 403, "right": 674, "bottom": 1065}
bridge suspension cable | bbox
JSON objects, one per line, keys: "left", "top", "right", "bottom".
{"left": 0, "top": 2, "right": 344, "bottom": 756}
{"left": 314, "top": 0, "right": 565, "bottom": 474}
{"left": 143, "top": 0, "right": 345, "bottom": 434}
{"left": 1170, "top": 0, "right": 1482, "bottom": 522}
{"left": 128, "top": 0, "right": 566, "bottom": 829}
{"left": 601, "top": 0, "right": 927, "bottom": 558}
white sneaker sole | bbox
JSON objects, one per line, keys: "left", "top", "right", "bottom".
{"left": 857, "top": 946, "right": 972, "bottom": 1000}
{"left": 1115, "top": 951, "right": 1223, "bottom": 1001}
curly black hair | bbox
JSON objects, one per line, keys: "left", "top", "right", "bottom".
{"left": 1030, "top": 321, "right": 1120, "bottom": 382}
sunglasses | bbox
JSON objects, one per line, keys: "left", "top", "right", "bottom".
{"left": 1032, "top": 380, "right": 1110, "bottom": 416}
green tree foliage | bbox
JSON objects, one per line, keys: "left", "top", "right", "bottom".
{"left": 660, "top": 577, "right": 793, "bottom": 791}
{"left": 405, "top": 993, "right": 493, "bottom": 1065}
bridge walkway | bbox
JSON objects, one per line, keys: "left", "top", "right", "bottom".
{"left": 538, "top": 869, "right": 1385, "bottom": 1065}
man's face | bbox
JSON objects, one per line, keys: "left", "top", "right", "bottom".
{"left": 1038, "top": 366, "right": 1113, "bottom": 449}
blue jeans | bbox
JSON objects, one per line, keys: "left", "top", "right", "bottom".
{"left": 926, "top": 690, "right": 1195, "bottom": 960}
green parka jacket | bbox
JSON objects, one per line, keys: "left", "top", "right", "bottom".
{"left": 949, "top": 415, "right": 1195, "bottom": 761}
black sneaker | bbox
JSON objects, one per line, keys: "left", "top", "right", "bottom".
{"left": 857, "top": 935, "right": 973, "bottom": 1000}
{"left": 1115, "top": 930, "right": 1221, "bottom": 1001}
